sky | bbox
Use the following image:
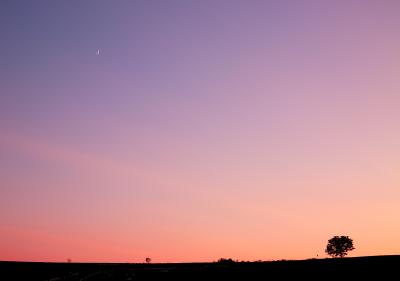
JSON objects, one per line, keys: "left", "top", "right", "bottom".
{"left": 0, "top": 0, "right": 399, "bottom": 263}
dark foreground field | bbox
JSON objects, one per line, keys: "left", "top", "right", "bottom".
{"left": 1, "top": 255, "right": 399, "bottom": 280}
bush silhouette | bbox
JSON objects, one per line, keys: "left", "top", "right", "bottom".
{"left": 325, "top": 236, "right": 355, "bottom": 258}
{"left": 217, "top": 258, "right": 235, "bottom": 264}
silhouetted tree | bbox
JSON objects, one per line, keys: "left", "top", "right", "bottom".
{"left": 217, "top": 258, "right": 235, "bottom": 264}
{"left": 145, "top": 257, "right": 151, "bottom": 264}
{"left": 325, "top": 236, "right": 355, "bottom": 258}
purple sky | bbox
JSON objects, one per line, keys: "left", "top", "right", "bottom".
{"left": 1, "top": 0, "right": 400, "bottom": 262}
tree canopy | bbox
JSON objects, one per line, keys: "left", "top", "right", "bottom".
{"left": 326, "top": 236, "right": 355, "bottom": 258}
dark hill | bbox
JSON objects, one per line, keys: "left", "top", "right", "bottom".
{"left": 1, "top": 255, "right": 399, "bottom": 280}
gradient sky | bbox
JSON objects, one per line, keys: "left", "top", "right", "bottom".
{"left": 1, "top": 0, "right": 399, "bottom": 262}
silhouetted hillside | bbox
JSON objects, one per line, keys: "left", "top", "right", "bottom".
{"left": 1, "top": 255, "right": 399, "bottom": 280}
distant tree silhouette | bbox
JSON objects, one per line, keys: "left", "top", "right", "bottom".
{"left": 325, "top": 236, "right": 355, "bottom": 258}
{"left": 145, "top": 257, "right": 151, "bottom": 264}
{"left": 217, "top": 258, "right": 235, "bottom": 264}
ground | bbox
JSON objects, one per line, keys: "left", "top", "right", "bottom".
{"left": 1, "top": 255, "right": 399, "bottom": 280}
